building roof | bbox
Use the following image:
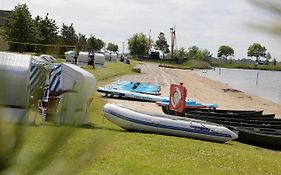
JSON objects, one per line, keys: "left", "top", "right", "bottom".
{"left": 0, "top": 10, "right": 10, "bottom": 26}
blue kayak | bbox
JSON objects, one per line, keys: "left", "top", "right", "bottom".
{"left": 104, "top": 80, "right": 161, "bottom": 95}
{"left": 97, "top": 87, "right": 168, "bottom": 102}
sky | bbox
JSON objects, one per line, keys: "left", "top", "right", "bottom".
{"left": 1, "top": 0, "right": 281, "bottom": 60}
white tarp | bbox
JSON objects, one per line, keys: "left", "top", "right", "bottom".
{"left": 65, "top": 51, "right": 76, "bottom": 62}
{"left": 78, "top": 52, "right": 90, "bottom": 65}
{"left": 0, "top": 52, "right": 31, "bottom": 122}
{"left": 57, "top": 63, "right": 96, "bottom": 125}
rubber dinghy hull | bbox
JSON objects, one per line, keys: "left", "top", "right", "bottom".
{"left": 103, "top": 103, "right": 238, "bottom": 143}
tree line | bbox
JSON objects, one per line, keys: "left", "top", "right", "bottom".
{"left": 127, "top": 32, "right": 213, "bottom": 62}
{"left": 1, "top": 4, "right": 118, "bottom": 54}
{"left": 217, "top": 43, "right": 277, "bottom": 65}
{"left": 127, "top": 31, "right": 277, "bottom": 65}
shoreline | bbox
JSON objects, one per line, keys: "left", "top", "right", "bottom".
{"left": 107, "top": 63, "right": 281, "bottom": 117}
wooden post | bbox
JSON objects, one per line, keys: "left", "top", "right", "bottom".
{"left": 256, "top": 71, "right": 259, "bottom": 85}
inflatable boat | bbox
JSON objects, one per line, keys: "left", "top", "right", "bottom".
{"left": 103, "top": 103, "right": 238, "bottom": 143}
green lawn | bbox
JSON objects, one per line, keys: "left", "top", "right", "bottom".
{"left": 4, "top": 61, "right": 281, "bottom": 175}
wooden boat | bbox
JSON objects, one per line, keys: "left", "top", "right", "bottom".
{"left": 186, "top": 110, "right": 275, "bottom": 119}
{"left": 234, "top": 128, "right": 281, "bottom": 150}
{"left": 159, "top": 102, "right": 269, "bottom": 119}
{"left": 185, "top": 114, "right": 281, "bottom": 129}
{"left": 103, "top": 103, "right": 238, "bottom": 143}
{"left": 185, "top": 113, "right": 281, "bottom": 149}
{"left": 186, "top": 108, "right": 263, "bottom": 115}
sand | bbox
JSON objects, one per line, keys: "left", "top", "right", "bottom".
{"left": 107, "top": 62, "right": 281, "bottom": 117}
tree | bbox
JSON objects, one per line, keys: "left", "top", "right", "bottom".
{"left": 107, "top": 42, "right": 118, "bottom": 52}
{"left": 187, "top": 46, "right": 199, "bottom": 58}
{"left": 128, "top": 33, "right": 149, "bottom": 56}
{"left": 86, "top": 35, "right": 105, "bottom": 51}
{"left": 33, "top": 14, "right": 58, "bottom": 44}
{"left": 264, "top": 52, "right": 271, "bottom": 65}
{"left": 155, "top": 32, "right": 169, "bottom": 58}
{"left": 61, "top": 23, "right": 78, "bottom": 46}
{"left": 247, "top": 43, "right": 267, "bottom": 62}
{"left": 175, "top": 47, "right": 187, "bottom": 60}
{"left": 96, "top": 38, "right": 105, "bottom": 51}
{"left": 77, "top": 33, "right": 87, "bottom": 51}
{"left": 201, "top": 49, "right": 213, "bottom": 62}
{"left": 3, "top": 4, "right": 35, "bottom": 51}
{"left": 217, "top": 45, "right": 234, "bottom": 63}
{"left": 273, "top": 58, "right": 277, "bottom": 66}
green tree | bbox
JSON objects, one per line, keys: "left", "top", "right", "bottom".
{"left": 247, "top": 43, "right": 266, "bottom": 62}
{"left": 265, "top": 52, "right": 271, "bottom": 65}
{"left": 128, "top": 33, "right": 149, "bottom": 55}
{"left": 175, "top": 47, "right": 187, "bottom": 60}
{"left": 77, "top": 33, "right": 87, "bottom": 51}
{"left": 273, "top": 58, "right": 277, "bottom": 66}
{"left": 107, "top": 42, "right": 118, "bottom": 52}
{"left": 187, "top": 46, "right": 200, "bottom": 59}
{"left": 201, "top": 49, "right": 213, "bottom": 62}
{"left": 33, "top": 14, "right": 58, "bottom": 44}
{"left": 86, "top": 35, "right": 105, "bottom": 51}
{"left": 61, "top": 23, "right": 77, "bottom": 46}
{"left": 3, "top": 4, "right": 36, "bottom": 51}
{"left": 217, "top": 45, "right": 234, "bottom": 63}
{"left": 155, "top": 32, "right": 169, "bottom": 58}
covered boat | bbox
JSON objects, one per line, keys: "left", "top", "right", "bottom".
{"left": 58, "top": 63, "right": 96, "bottom": 125}
{"left": 0, "top": 52, "right": 32, "bottom": 122}
{"left": 78, "top": 52, "right": 91, "bottom": 65}
{"left": 94, "top": 53, "right": 105, "bottom": 65}
{"left": 65, "top": 51, "right": 76, "bottom": 63}
{"left": 103, "top": 103, "right": 238, "bottom": 143}
{"left": 39, "top": 54, "right": 57, "bottom": 63}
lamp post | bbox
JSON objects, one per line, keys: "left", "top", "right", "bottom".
{"left": 170, "top": 27, "right": 176, "bottom": 60}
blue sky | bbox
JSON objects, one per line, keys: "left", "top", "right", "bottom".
{"left": 2, "top": 0, "right": 280, "bottom": 60}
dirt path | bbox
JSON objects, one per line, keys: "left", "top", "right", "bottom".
{"left": 107, "top": 62, "right": 281, "bottom": 117}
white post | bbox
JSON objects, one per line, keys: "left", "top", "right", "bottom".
{"left": 256, "top": 71, "right": 259, "bottom": 85}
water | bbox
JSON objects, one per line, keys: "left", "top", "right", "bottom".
{"left": 196, "top": 68, "right": 281, "bottom": 105}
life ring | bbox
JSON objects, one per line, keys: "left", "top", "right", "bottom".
{"left": 170, "top": 87, "right": 182, "bottom": 109}
{"left": 169, "top": 83, "right": 187, "bottom": 113}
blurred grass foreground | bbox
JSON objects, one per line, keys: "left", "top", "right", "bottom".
{"left": 0, "top": 51, "right": 136, "bottom": 174}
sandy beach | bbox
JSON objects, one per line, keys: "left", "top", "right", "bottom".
{"left": 107, "top": 62, "right": 281, "bottom": 117}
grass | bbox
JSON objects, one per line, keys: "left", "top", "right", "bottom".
{"left": 4, "top": 60, "right": 281, "bottom": 175}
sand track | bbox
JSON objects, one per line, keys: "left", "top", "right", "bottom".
{"left": 106, "top": 63, "right": 281, "bottom": 117}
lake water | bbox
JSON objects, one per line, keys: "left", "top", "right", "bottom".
{"left": 196, "top": 68, "right": 281, "bottom": 105}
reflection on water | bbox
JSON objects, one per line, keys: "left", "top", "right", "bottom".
{"left": 196, "top": 68, "right": 281, "bottom": 105}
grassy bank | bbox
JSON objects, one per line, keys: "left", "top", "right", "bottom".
{"left": 5, "top": 61, "right": 281, "bottom": 175}
{"left": 213, "top": 63, "right": 281, "bottom": 71}
{"left": 140, "top": 59, "right": 212, "bottom": 69}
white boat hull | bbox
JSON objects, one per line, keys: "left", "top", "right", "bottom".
{"left": 103, "top": 103, "right": 238, "bottom": 143}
